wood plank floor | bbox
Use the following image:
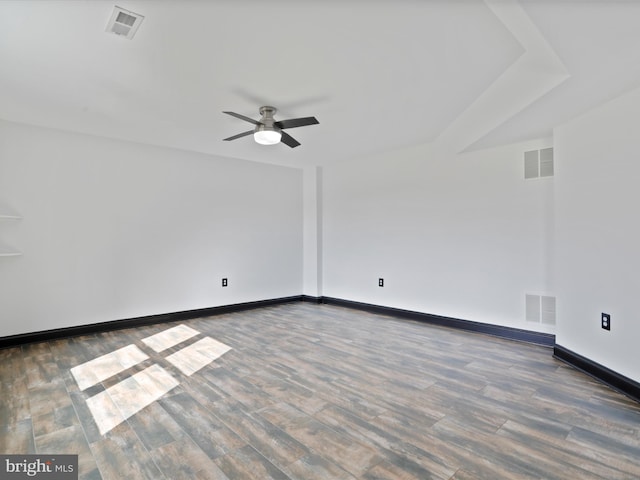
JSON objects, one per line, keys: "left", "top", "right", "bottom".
{"left": 1, "top": 302, "right": 640, "bottom": 479}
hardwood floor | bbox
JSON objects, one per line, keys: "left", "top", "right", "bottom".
{"left": 1, "top": 302, "right": 639, "bottom": 479}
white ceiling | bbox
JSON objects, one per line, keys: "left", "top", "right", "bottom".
{"left": 1, "top": 0, "right": 640, "bottom": 168}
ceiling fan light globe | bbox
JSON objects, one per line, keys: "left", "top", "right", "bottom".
{"left": 254, "top": 130, "right": 282, "bottom": 145}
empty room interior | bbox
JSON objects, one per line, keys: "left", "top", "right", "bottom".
{"left": 1, "top": 1, "right": 640, "bottom": 479}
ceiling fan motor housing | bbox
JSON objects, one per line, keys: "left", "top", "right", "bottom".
{"left": 255, "top": 106, "right": 281, "bottom": 134}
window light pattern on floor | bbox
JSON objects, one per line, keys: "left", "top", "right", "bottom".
{"left": 70, "top": 324, "right": 231, "bottom": 435}
{"left": 70, "top": 344, "right": 149, "bottom": 391}
{"left": 141, "top": 324, "right": 199, "bottom": 352}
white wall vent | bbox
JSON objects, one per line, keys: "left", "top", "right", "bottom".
{"left": 526, "top": 294, "right": 556, "bottom": 325}
{"left": 524, "top": 148, "right": 554, "bottom": 179}
{"left": 539, "top": 147, "right": 554, "bottom": 177}
{"left": 541, "top": 295, "right": 556, "bottom": 325}
{"left": 106, "top": 6, "right": 144, "bottom": 39}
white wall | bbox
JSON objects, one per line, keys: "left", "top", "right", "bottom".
{"left": 322, "top": 138, "right": 554, "bottom": 332}
{"left": 302, "top": 166, "right": 322, "bottom": 297}
{"left": 0, "top": 120, "right": 302, "bottom": 337}
{"left": 554, "top": 86, "right": 640, "bottom": 383}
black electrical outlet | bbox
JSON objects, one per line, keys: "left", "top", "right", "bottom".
{"left": 601, "top": 313, "right": 610, "bottom": 330}
{"left": 222, "top": 278, "right": 228, "bottom": 287}
{"left": 378, "top": 278, "right": 384, "bottom": 287}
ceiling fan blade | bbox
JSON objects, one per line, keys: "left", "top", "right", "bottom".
{"left": 223, "top": 111, "right": 262, "bottom": 125}
{"left": 223, "top": 130, "right": 254, "bottom": 141}
{"left": 280, "top": 132, "right": 301, "bottom": 148}
{"left": 274, "top": 116, "right": 319, "bottom": 130}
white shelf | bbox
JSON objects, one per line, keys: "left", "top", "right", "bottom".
{"left": 0, "top": 252, "right": 22, "bottom": 257}
{"left": 0, "top": 215, "right": 22, "bottom": 220}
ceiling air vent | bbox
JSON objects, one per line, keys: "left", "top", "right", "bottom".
{"left": 106, "top": 6, "right": 144, "bottom": 40}
{"left": 524, "top": 147, "right": 554, "bottom": 179}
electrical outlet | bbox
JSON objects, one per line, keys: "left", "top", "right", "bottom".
{"left": 222, "top": 278, "right": 228, "bottom": 287}
{"left": 601, "top": 313, "right": 610, "bottom": 330}
{"left": 378, "top": 278, "right": 384, "bottom": 287}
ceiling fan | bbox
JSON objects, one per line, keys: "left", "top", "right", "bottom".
{"left": 223, "top": 106, "right": 319, "bottom": 148}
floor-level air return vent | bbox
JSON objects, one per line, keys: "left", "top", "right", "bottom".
{"left": 526, "top": 294, "right": 556, "bottom": 325}
{"left": 524, "top": 148, "right": 554, "bottom": 179}
{"left": 106, "top": 6, "right": 144, "bottom": 39}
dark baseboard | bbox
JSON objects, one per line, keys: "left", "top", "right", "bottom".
{"left": 6, "top": 294, "right": 637, "bottom": 404}
{"left": 0, "top": 295, "right": 303, "bottom": 350}
{"left": 320, "top": 296, "right": 555, "bottom": 347}
{"left": 301, "top": 295, "right": 323, "bottom": 304}
{"left": 1, "top": 294, "right": 553, "bottom": 350}
{"left": 554, "top": 344, "right": 640, "bottom": 403}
